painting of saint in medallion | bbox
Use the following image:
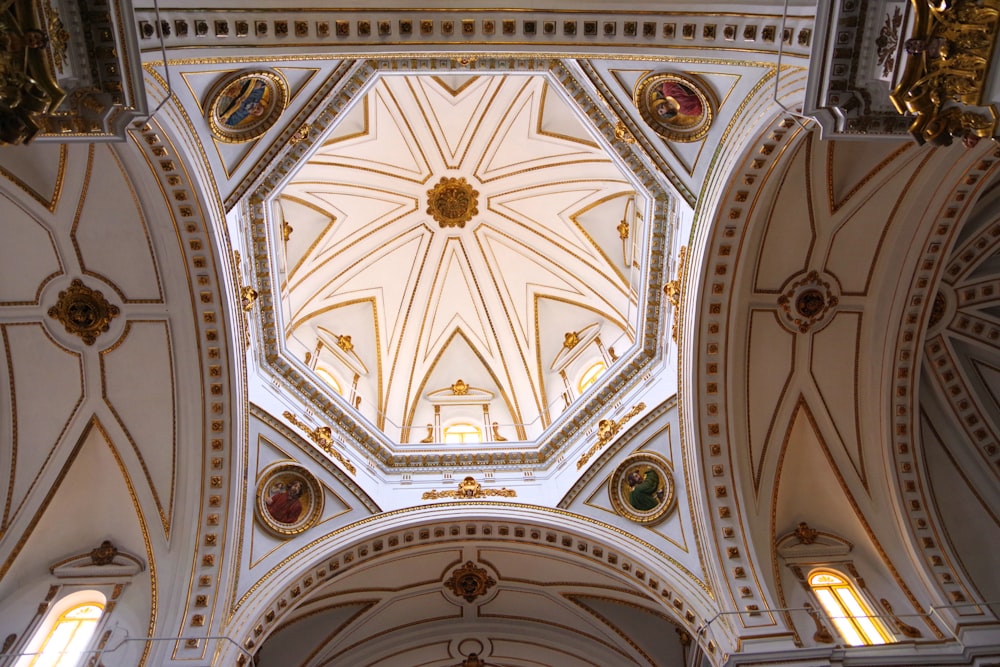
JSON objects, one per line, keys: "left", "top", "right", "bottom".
{"left": 634, "top": 73, "right": 713, "bottom": 142}
{"left": 610, "top": 451, "right": 675, "bottom": 526}
{"left": 255, "top": 462, "right": 323, "bottom": 536}
{"left": 207, "top": 70, "right": 288, "bottom": 143}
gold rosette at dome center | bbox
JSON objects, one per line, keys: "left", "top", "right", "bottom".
{"left": 427, "top": 176, "right": 479, "bottom": 228}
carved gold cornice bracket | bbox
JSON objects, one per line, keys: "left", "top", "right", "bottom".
{"left": 881, "top": 598, "right": 924, "bottom": 638}
{"left": 665, "top": 246, "right": 687, "bottom": 342}
{"left": 422, "top": 475, "right": 517, "bottom": 500}
{"left": 890, "top": 0, "right": 1000, "bottom": 145}
{"left": 576, "top": 402, "right": 646, "bottom": 469}
{"left": 283, "top": 411, "right": 356, "bottom": 475}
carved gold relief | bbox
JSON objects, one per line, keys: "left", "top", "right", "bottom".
{"left": 664, "top": 246, "right": 687, "bottom": 342}
{"left": 794, "top": 521, "right": 818, "bottom": 545}
{"left": 422, "top": 475, "right": 516, "bottom": 500}
{"left": 444, "top": 560, "right": 496, "bottom": 602}
{"left": 427, "top": 176, "right": 479, "bottom": 228}
{"left": 283, "top": 411, "right": 356, "bottom": 474}
{"left": 891, "top": 0, "right": 1000, "bottom": 145}
{"left": 89, "top": 540, "right": 119, "bottom": 566}
{"left": 577, "top": 402, "right": 646, "bottom": 469}
{"left": 47, "top": 279, "right": 120, "bottom": 345}
{"left": 240, "top": 286, "right": 258, "bottom": 311}
{"left": 451, "top": 378, "right": 469, "bottom": 395}
{"left": 491, "top": 421, "right": 508, "bottom": 441}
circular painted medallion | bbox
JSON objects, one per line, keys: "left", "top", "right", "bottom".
{"left": 255, "top": 462, "right": 323, "bottom": 536}
{"left": 610, "top": 451, "right": 676, "bottom": 525}
{"left": 634, "top": 73, "right": 714, "bottom": 142}
{"left": 207, "top": 70, "right": 288, "bottom": 143}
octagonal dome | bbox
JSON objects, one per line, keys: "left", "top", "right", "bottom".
{"left": 249, "top": 61, "right": 672, "bottom": 470}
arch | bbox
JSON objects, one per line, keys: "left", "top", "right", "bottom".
{"left": 222, "top": 505, "right": 725, "bottom": 665}
{"left": 442, "top": 422, "right": 483, "bottom": 444}
{"left": 576, "top": 359, "right": 607, "bottom": 394}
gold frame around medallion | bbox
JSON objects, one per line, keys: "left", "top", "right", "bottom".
{"left": 206, "top": 69, "right": 289, "bottom": 144}
{"left": 254, "top": 462, "right": 324, "bottom": 537}
{"left": 633, "top": 72, "right": 714, "bottom": 143}
{"left": 609, "top": 450, "right": 676, "bottom": 526}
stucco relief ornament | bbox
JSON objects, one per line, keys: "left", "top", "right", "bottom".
{"left": 444, "top": 560, "right": 496, "bottom": 603}
{"left": 422, "top": 476, "right": 517, "bottom": 500}
{"left": 427, "top": 176, "right": 479, "bottom": 228}
{"left": 47, "top": 279, "right": 120, "bottom": 345}
{"left": 776, "top": 270, "right": 840, "bottom": 334}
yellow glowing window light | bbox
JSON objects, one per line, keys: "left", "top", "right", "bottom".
{"left": 316, "top": 368, "right": 342, "bottom": 394}
{"left": 22, "top": 602, "right": 104, "bottom": 667}
{"left": 443, "top": 423, "right": 482, "bottom": 444}
{"left": 577, "top": 361, "right": 607, "bottom": 394}
{"left": 809, "top": 571, "right": 892, "bottom": 646}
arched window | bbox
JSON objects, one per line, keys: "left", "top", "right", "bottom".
{"left": 315, "top": 368, "right": 342, "bottom": 394}
{"left": 808, "top": 571, "right": 892, "bottom": 646}
{"left": 443, "top": 423, "right": 482, "bottom": 444}
{"left": 577, "top": 360, "right": 607, "bottom": 394}
{"left": 15, "top": 591, "right": 106, "bottom": 667}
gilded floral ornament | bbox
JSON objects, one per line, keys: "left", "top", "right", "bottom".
{"left": 427, "top": 176, "right": 479, "bottom": 228}
{"left": 444, "top": 560, "right": 496, "bottom": 603}
{"left": 794, "top": 521, "right": 818, "bottom": 544}
{"left": 47, "top": 279, "right": 120, "bottom": 345}
{"left": 776, "top": 270, "right": 840, "bottom": 334}
{"left": 89, "top": 540, "right": 119, "bottom": 566}
{"left": 422, "top": 476, "right": 516, "bottom": 500}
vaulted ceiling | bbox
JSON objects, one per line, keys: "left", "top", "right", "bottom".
{"left": 276, "top": 73, "right": 642, "bottom": 445}
{"left": 0, "top": 2, "right": 999, "bottom": 667}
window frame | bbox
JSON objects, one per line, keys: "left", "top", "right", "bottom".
{"left": 14, "top": 590, "right": 107, "bottom": 667}
{"left": 807, "top": 569, "right": 894, "bottom": 647}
